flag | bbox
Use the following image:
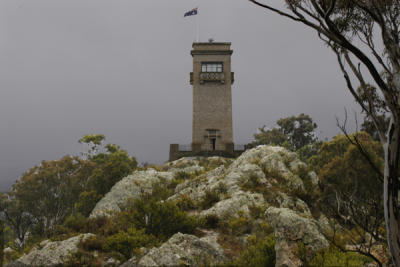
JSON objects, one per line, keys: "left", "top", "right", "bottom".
{"left": 184, "top": 8, "right": 198, "bottom": 17}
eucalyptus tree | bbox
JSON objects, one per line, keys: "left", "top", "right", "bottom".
{"left": 248, "top": 0, "right": 400, "bottom": 263}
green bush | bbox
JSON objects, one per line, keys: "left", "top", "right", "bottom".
{"left": 49, "top": 225, "right": 73, "bottom": 241}
{"left": 103, "top": 227, "right": 156, "bottom": 260}
{"left": 174, "top": 171, "right": 192, "bottom": 180}
{"left": 249, "top": 205, "right": 265, "bottom": 219}
{"left": 129, "top": 197, "right": 199, "bottom": 240}
{"left": 228, "top": 216, "right": 252, "bottom": 235}
{"left": 75, "top": 190, "right": 103, "bottom": 217}
{"left": 80, "top": 235, "right": 104, "bottom": 251}
{"left": 199, "top": 189, "right": 220, "bottom": 209}
{"left": 64, "top": 213, "right": 88, "bottom": 232}
{"left": 231, "top": 234, "right": 276, "bottom": 267}
{"left": 309, "top": 247, "right": 373, "bottom": 267}
{"left": 203, "top": 214, "right": 220, "bottom": 229}
{"left": 149, "top": 178, "right": 174, "bottom": 201}
{"left": 216, "top": 182, "right": 228, "bottom": 194}
{"left": 174, "top": 194, "right": 196, "bottom": 211}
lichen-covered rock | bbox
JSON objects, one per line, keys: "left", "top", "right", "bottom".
{"left": 200, "top": 191, "right": 265, "bottom": 219}
{"left": 14, "top": 234, "right": 95, "bottom": 266}
{"left": 90, "top": 169, "right": 173, "bottom": 217}
{"left": 92, "top": 146, "right": 318, "bottom": 221}
{"left": 274, "top": 192, "right": 311, "bottom": 217}
{"left": 170, "top": 145, "right": 316, "bottom": 219}
{"left": 265, "top": 207, "right": 329, "bottom": 267}
{"left": 121, "top": 232, "right": 226, "bottom": 267}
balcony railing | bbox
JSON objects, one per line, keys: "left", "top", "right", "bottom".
{"left": 200, "top": 72, "right": 225, "bottom": 84}
{"left": 190, "top": 72, "right": 234, "bottom": 85}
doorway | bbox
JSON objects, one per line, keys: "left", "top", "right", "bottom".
{"left": 210, "top": 138, "right": 216, "bottom": 151}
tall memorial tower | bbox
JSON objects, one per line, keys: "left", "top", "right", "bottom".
{"left": 190, "top": 41, "right": 234, "bottom": 152}
{"left": 169, "top": 41, "right": 244, "bottom": 161}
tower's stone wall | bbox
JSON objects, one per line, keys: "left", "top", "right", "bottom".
{"left": 169, "top": 42, "right": 246, "bottom": 161}
{"left": 191, "top": 42, "right": 234, "bottom": 151}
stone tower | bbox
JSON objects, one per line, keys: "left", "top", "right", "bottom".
{"left": 190, "top": 41, "right": 234, "bottom": 153}
{"left": 169, "top": 41, "right": 245, "bottom": 161}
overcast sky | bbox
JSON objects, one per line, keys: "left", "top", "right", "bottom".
{"left": 0, "top": 0, "right": 361, "bottom": 191}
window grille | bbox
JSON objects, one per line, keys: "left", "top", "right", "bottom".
{"left": 201, "top": 62, "right": 223, "bottom": 73}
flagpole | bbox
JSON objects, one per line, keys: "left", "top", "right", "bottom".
{"left": 196, "top": 7, "right": 199, "bottom": 42}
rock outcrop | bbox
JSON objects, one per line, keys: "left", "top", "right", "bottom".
{"left": 120, "top": 232, "right": 226, "bottom": 267}
{"left": 90, "top": 169, "right": 174, "bottom": 217}
{"left": 14, "top": 145, "right": 333, "bottom": 267}
{"left": 266, "top": 207, "right": 329, "bottom": 267}
{"left": 13, "top": 234, "right": 95, "bottom": 267}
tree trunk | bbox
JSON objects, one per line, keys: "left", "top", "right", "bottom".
{"left": 384, "top": 118, "right": 400, "bottom": 266}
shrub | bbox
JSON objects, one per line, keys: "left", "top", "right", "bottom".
{"left": 199, "top": 189, "right": 220, "bottom": 209}
{"left": 231, "top": 234, "right": 275, "bottom": 266}
{"left": 103, "top": 227, "right": 156, "bottom": 260}
{"left": 216, "top": 182, "right": 228, "bottom": 194}
{"left": 149, "top": 178, "right": 174, "bottom": 201}
{"left": 261, "top": 164, "right": 285, "bottom": 181}
{"left": 64, "top": 213, "right": 88, "bottom": 232}
{"left": 80, "top": 235, "right": 104, "bottom": 251}
{"left": 174, "top": 171, "right": 192, "bottom": 180}
{"left": 49, "top": 225, "right": 72, "bottom": 241}
{"left": 83, "top": 216, "right": 112, "bottom": 235}
{"left": 75, "top": 190, "right": 103, "bottom": 217}
{"left": 228, "top": 215, "right": 252, "bottom": 235}
{"left": 174, "top": 194, "right": 196, "bottom": 211}
{"left": 309, "top": 247, "right": 373, "bottom": 267}
{"left": 203, "top": 214, "right": 220, "bottom": 229}
{"left": 248, "top": 205, "right": 265, "bottom": 219}
{"left": 129, "top": 197, "right": 199, "bottom": 240}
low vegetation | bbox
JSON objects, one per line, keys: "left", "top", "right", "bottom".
{"left": 0, "top": 114, "right": 391, "bottom": 266}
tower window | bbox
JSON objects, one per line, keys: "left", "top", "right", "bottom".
{"left": 201, "top": 62, "right": 223, "bottom": 73}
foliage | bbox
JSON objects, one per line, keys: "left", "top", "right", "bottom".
{"left": 79, "top": 235, "right": 104, "bottom": 251}
{"left": 174, "top": 195, "right": 196, "bottom": 211}
{"left": 75, "top": 134, "right": 138, "bottom": 216}
{"left": 227, "top": 215, "right": 252, "bottom": 236}
{"left": 10, "top": 155, "right": 88, "bottom": 237}
{"left": 63, "top": 213, "right": 88, "bottom": 233}
{"left": 1, "top": 134, "right": 137, "bottom": 247}
{"left": 78, "top": 134, "right": 105, "bottom": 157}
{"left": 297, "top": 141, "right": 322, "bottom": 163}
{"left": 74, "top": 190, "right": 102, "bottom": 217}
{"left": 253, "top": 127, "right": 286, "bottom": 147}
{"left": 58, "top": 198, "right": 192, "bottom": 264}
{"left": 103, "top": 228, "right": 156, "bottom": 260}
{"left": 253, "top": 114, "right": 318, "bottom": 154}
{"left": 312, "top": 132, "right": 384, "bottom": 222}
{"left": 0, "top": 193, "right": 33, "bottom": 246}
{"left": 309, "top": 247, "right": 373, "bottom": 267}
{"left": 202, "top": 214, "right": 220, "bottom": 229}
{"left": 361, "top": 114, "right": 390, "bottom": 141}
{"left": 126, "top": 196, "right": 199, "bottom": 241}
{"left": 199, "top": 189, "right": 221, "bottom": 210}
{"left": 310, "top": 132, "right": 385, "bottom": 264}
{"left": 248, "top": 0, "right": 400, "bottom": 263}
{"left": 227, "top": 234, "right": 276, "bottom": 267}
{"left": 83, "top": 143, "right": 138, "bottom": 198}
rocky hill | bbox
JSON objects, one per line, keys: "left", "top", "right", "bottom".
{"left": 7, "top": 145, "right": 379, "bottom": 267}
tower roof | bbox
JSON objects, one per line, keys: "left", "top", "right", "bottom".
{"left": 191, "top": 42, "right": 233, "bottom": 56}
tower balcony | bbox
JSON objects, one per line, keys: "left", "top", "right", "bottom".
{"left": 190, "top": 72, "right": 235, "bottom": 85}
